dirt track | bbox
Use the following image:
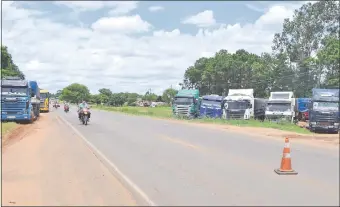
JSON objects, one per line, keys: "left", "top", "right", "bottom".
{"left": 1, "top": 113, "right": 136, "bottom": 206}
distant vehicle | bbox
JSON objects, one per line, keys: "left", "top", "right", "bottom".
{"left": 265, "top": 91, "right": 296, "bottom": 123}
{"left": 309, "top": 88, "right": 339, "bottom": 133}
{"left": 200, "top": 95, "right": 224, "bottom": 118}
{"left": 172, "top": 89, "right": 200, "bottom": 118}
{"left": 1, "top": 77, "right": 36, "bottom": 123}
{"left": 296, "top": 98, "right": 311, "bottom": 121}
{"left": 64, "top": 104, "right": 69, "bottom": 113}
{"left": 40, "top": 89, "right": 50, "bottom": 112}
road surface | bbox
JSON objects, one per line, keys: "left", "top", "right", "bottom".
{"left": 3, "top": 106, "right": 339, "bottom": 206}
{"left": 2, "top": 113, "right": 137, "bottom": 206}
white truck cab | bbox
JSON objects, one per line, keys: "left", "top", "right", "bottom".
{"left": 222, "top": 89, "right": 254, "bottom": 120}
{"left": 265, "top": 91, "right": 295, "bottom": 122}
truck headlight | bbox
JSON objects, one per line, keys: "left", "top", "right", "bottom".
{"left": 334, "top": 123, "right": 339, "bottom": 126}
{"left": 311, "top": 122, "right": 316, "bottom": 125}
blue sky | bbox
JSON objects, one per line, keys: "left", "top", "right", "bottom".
{"left": 2, "top": 1, "right": 307, "bottom": 94}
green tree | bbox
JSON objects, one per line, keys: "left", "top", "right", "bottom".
{"left": 60, "top": 83, "right": 91, "bottom": 103}
{"left": 162, "top": 88, "right": 178, "bottom": 103}
{"left": 1, "top": 46, "right": 25, "bottom": 79}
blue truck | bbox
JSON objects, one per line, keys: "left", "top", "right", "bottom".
{"left": 1, "top": 77, "right": 40, "bottom": 123}
{"left": 29, "top": 80, "right": 41, "bottom": 119}
{"left": 199, "top": 95, "right": 224, "bottom": 118}
{"left": 296, "top": 98, "right": 311, "bottom": 121}
{"left": 309, "top": 88, "right": 339, "bottom": 133}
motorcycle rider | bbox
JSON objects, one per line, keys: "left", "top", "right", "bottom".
{"left": 64, "top": 102, "right": 70, "bottom": 111}
{"left": 78, "top": 100, "right": 91, "bottom": 120}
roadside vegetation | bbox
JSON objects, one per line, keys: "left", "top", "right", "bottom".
{"left": 1, "top": 122, "right": 18, "bottom": 137}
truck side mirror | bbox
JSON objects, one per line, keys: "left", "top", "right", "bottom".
{"left": 31, "top": 93, "right": 34, "bottom": 97}
{"left": 249, "top": 104, "right": 252, "bottom": 108}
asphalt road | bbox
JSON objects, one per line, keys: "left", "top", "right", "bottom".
{"left": 56, "top": 106, "right": 339, "bottom": 206}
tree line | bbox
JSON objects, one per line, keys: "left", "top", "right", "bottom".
{"left": 59, "top": 83, "right": 178, "bottom": 106}
{"left": 180, "top": 1, "right": 339, "bottom": 98}
{"left": 1, "top": 46, "right": 25, "bottom": 79}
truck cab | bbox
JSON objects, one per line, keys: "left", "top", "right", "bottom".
{"left": 1, "top": 77, "right": 34, "bottom": 122}
{"left": 222, "top": 89, "right": 254, "bottom": 120}
{"left": 199, "top": 95, "right": 224, "bottom": 118}
{"left": 40, "top": 89, "right": 50, "bottom": 112}
{"left": 172, "top": 89, "right": 200, "bottom": 118}
{"left": 309, "top": 88, "right": 339, "bottom": 133}
{"left": 265, "top": 91, "right": 295, "bottom": 123}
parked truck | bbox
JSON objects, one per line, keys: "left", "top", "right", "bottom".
{"left": 265, "top": 91, "right": 295, "bottom": 123}
{"left": 1, "top": 77, "right": 35, "bottom": 123}
{"left": 221, "top": 89, "right": 254, "bottom": 120}
{"left": 199, "top": 95, "right": 224, "bottom": 118}
{"left": 39, "top": 89, "right": 50, "bottom": 112}
{"left": 296, "top": 98, "right": 311, "bottom": 121}
{"left": 29, "top": 81, "right": 41, "bottom": 119}
{"left": 172, "top": 89, "right": 200, "bottom": 118}
{"left": 309, "top": 88, "right": 339, "bottom": 133}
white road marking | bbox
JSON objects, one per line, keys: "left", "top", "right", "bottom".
{"left": 58, "top": 115, "right": 157, "bottom": 206}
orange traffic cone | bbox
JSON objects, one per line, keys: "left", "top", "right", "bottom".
{"left": 274, "top": 138, "right": 298, "bottom": 175}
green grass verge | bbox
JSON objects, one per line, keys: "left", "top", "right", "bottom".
{"left": 1, "top": 122, "right": 18, "bottom": 136}
{"left": 93, "top": 105, "right": 311, "bottom": 134}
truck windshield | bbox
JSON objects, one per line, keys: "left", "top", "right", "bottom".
{"left": 266, "top": 103, "right": 291, "bottom": 112}
{"left": 225, "top": 101, "right": 249, "bottom": 110}
{"left": 272, "top": 94, "right": 290, "bottom": 99}
{"left": 313, "top": 102, "right": 339, "bottom": 111}
{"left": 174, "top": 97, "right": 193, "bottom": 105}
{"left": 40, "top": 93, "right": 48, "bottom": 99}
{"left": 1, "top": 87, "right": 28, "bottom": 96}
{"left": 202, "top": 100, "right": 221, "bottom": 107}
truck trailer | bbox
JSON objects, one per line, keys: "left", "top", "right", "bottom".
{"left": 296, "top": 98, "right": 311, "bottom": 121}
{"left": 172, "top": 89, "right": 200, "bottom": 118}
{"left": 309, "top": 88, "right": 339, "bottom": 133}
{"left": 199, "top": 95, "right": 224, "bottom": 118}
{"left": 1, "top": 77, "right": 35, "bottom": 123}
{"left": 29, "top": 81, "right": 41, "bottom": 119}
{"left": 265, "top": 91, "right": 295, "bottom": 123}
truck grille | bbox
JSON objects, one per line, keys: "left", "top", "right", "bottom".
{"left": 175, "top": 106, "right": 190, "bottom": 116}
{"left": 40, "top": 102, "right": 46, "bottom": 108}
{"left": 314, "top": 113, "right": 338, "bottom": 122}
{"left": 226, "top": 110, "right": 245, "bottom": 119}
{"left": 1, "top": 101, "right": 26, "bottom": 113}
{"left": 201, "top": 108, "right": 220, "bottom": 118}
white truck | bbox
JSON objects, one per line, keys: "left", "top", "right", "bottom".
{"left": 222, "top": 89, "right": 254, "bottom": 120}
{"left": 265, "top": 91, "right": 296, "bottom": 123}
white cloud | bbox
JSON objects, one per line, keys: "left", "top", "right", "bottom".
{"left": 108, "top": 1, "right": 139, "bottom": 15}
{"left": 91, "top": 15, "right": 152, "bottom": 33}
{"left": 2, "top": 2, "right": 305, "bottom": 95}
{"left": 181, "top": 10, "right": 216, "bottom": 28}
{"left": 245, "top": 4, "right": 265, "bottom": 12}
{"left": 54, "top": 1, "right": 138, "bottom": 14}
{"left": 148, "top": 6, "right": 164, "bottom": 12}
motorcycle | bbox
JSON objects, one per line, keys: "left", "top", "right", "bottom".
{"left": 64, "top": 105, "right": 69, "bottom": 113}
{"left": 80, "top": 108, "right": 90, "bottom": 125}
{"left": 54, "top": 104, "right": 58, "bottom": 109}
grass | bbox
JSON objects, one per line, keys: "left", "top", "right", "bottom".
{"left": 93, "top": 105, "right": 311, "bottom": 134}
{"left": 1, "top": 122, "right": 18, "bottom": 136}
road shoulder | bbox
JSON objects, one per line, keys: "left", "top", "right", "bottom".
{"left": 1, "top": 113, "right": 137, "bottom": 206}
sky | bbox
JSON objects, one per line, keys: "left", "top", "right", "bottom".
{"left": 2, "top": 1, "right": 309, "bottom": 95}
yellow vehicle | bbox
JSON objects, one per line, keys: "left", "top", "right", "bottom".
{"left": 40, "top": 89, "right": 50, "bottom": 112}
